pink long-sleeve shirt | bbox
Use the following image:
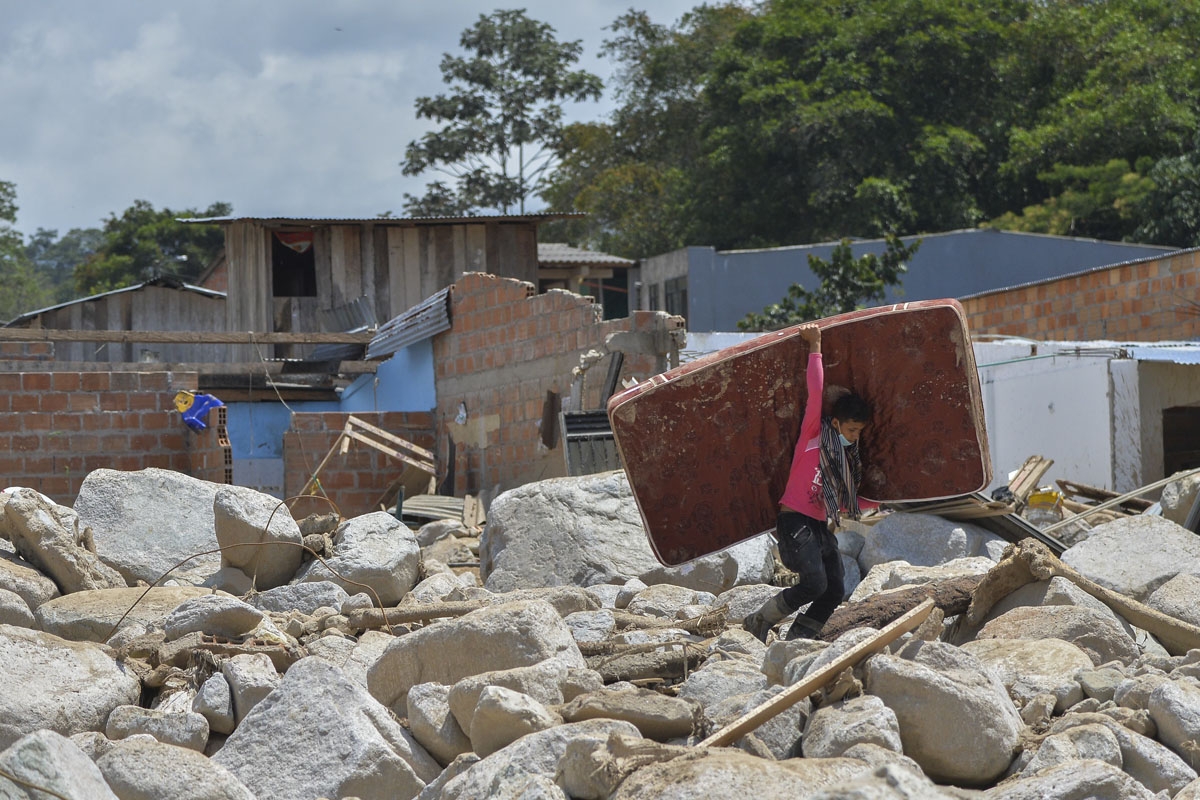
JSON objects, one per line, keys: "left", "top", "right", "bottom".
{"left": 778, "top": 352, "right": 877, "bottom": 520}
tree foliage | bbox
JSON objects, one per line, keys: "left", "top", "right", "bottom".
{"left": 738, "top": 234, "right": 920, "bottom": 331}
{"left": 543, "top": 0, "right": 1200, "bottom": 255}
{"left": 401, "top": 9, "right": 603, "bottom": 216}
{"left": 0, "top": 181, "right": 54, "bottom": 322}
{"left": 73, "top": 200, "right": 231, "bottom": 296}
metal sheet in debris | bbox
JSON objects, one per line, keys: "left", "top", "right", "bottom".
{"left": 367, "top": 288, "right": 452, "bottom": 359}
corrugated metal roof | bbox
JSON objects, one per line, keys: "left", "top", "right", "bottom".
{"left": 4, "top": 278, "right": 225, "bottom": 328}
{"left": 366, "top": 287, "right": 452, "bottom": 359}
{"left": 538, "top": 242, "right": 634, "bottom": 267}
{"left": 179, "top": 211, "right": 585, "bottom": 226}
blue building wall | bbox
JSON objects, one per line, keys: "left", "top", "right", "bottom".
{"left": 688, "top": 229, "right": 1175, "bottom": 332}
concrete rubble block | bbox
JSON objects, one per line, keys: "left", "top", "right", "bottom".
{"left": 676, "top": 657, "right": 769, "bottom": 710}
{"left": 407, "top": 681, "right": 473, "bottom": 767}
{"left": 563, "top": 609, "right": 616, "bottom": 644}
{"left": 1159, "top": 470, "right": 1200, "bottom": 526}
{"left": 164, "top": 594, "right": 265, "bottom": 641}
{"left": 624, "top": 583, "right": 709, "bottom": 619}
{"left": 220, "top": 652, "right": 280, "bottom": 723}
{"left": 0, "top": 729, "right": 119, "bottom": 800}
{"left": 1050, "top": 711, "right": 1198, "bottom": 796}
{"left": 973, "top": 605, "right": 1140, "bottom": 666}
{"left": 73, "top": 467, "right": 226, "bottom": 586}
{"left": 213, "top": 484, "right": 304, "bottom": 590}
{"left": 1147, "top": 572, "right": 1200, "bottom": 628}
{"left": 105, "top": 704, "right": 210, "bottom": 751}
{"left": 988, "top": 758, "right": 1159, "bottom": 800}
{"left": 245, "top": 580, "right": 350, "bottom": 615}
{"left": 1149, "top": 679, "right": 1200, "bottom": 764}
{"left": 802, "top": 694, "right": 902, "bottom": 759}
{"left": 1021, "top": 723, "right": 1123, "bottom": 776}
{"left": 35, "top": 586, "right": 217, "bottom": 644}
{"left": 1061, "top": 515, "right": 1200, "bottom": 601}
{"left": 0, "top": 587, "right": 34, "bottom": 628}
{"left": 479, "top": 471, "right": 662, "bottom": 592}
{"left": 706, "top": 686, "right": 805, "bottom": 759}
{"left": 639, "top": 534, "right": 776, "bottom": 594}
{"left": 294, "top": 511, "right": 421, "bottom": 606}
{"left": 192, "top": 673, "right": 236, "bottom": 736}
{"left": 213, "top": 657, "right": 441, "bottom": 800}
{"left": 469, "top": 686, "right": 563, "bottom": 757}
{"left": 366, "top": 599, "right": 585, "bottom": 715}
{"left": 432, "top": 719, "right": 641, "bottom": 800}
{"left": 447, "top": 659, "right": 572, "bottom": 737}
{"left": 0, "top": 624, "right": 141, "bottom": 749}
{"left": 961, "top": 638, "right": 1092, "bottom": 712}
{"left": 858, "top": 512, "right": 1004, "bottom": 573}
{"left": 1, "top": 488, "right": 128, "bottom": 592}
{"left": 610, "top": 749, "right": 872, "bottom": 800}
{"left": 96, "top": 737, "right": 256, "bottom": 800}
{"left": 863, "top": 641, "right": 1023, "bottom": 786}
{"left": 560, "top": 687, "right": 699, "bottom": 741}
{"left": 0, "top": 549, "right": 60, "bottom": 610}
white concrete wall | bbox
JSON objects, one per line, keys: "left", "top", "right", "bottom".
{"left": 974, "top": 343, "right": 1115, "bottom": 492}
{"left": 1136, "top": 361, "right": 1200, "bottom": 487}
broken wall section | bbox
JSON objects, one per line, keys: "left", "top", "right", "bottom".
{"left": 0, "top": 370, "right": 230, "bottom": 503}
{"left": 282, "top": 411, "right": 435, "bottom": 518}
{"left": 433, "top": 272, "right": 683, "bottom": 498}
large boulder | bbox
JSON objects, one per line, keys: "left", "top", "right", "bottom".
{"left": 96, "top": 737, "right": 256, "bottom": 800}
{"left": 986, "top": 759, "right": 1158, "bottom": 800}
{"left": 0, "top": 729, "right": 119, "bottom": 799}
{"left": 561, "top": 687, "right": 700, "bottom": 742}
{"left": 245, "top": 580, "right": 350, "bottom": 615}
{"left": 480, "top": 471, "right": 662, "bottom": 591}
{"left": 35, "top": 586, "right": 215, "bottom": 643}
{"left": 1061, "top": 515, "right": 1200, "bottom": 601}
{"left": 802, "top": 695, "right": 902, "bottom": 759}
{"left": 213, "top": 656, "right": 441, "bottom": 800}
{"left": 863, "top": 641, "right": 1023, "bottom": 785}
{"left": 0, "top": 549, "right": 60, "bottom": 609}
{"left": 639, "top": 535, "right": 776, "bottom": 594}
{"left": 1160, "top": 470, "right": 1200, "bottom": 526}
{"left": 213, "top": 484, "right": 304, "bottom": 590}
{"left": 0, "top": 624, "right": 141, "bottom": 748}
{"left": 407, "top": 682, "right": 472, "bottom": 767}
{"left": 1, "top": 488, "right": 126, "bottom": 592}
{"left": 74, "top": 467, "right": 224, "bottom": 586}
{"left": 1147, "top": 573, "right": 1200, "bottom": 628}
{"left": 446, "top": 659, "right": 573, "bottom": 737}
{"left": 367, "top": 599, "right": 585, "bottom": 714}
{"left": 295, "top": 512, "right": 421, "bottom": 605}
{"left": 973, "top": 605, "right": 1140, "bottom": 666}
{"left": 611, "top": 750, "right": 872, "bottom": 800}
{"left": 961, "top": 638, "right": 1093, "bottom": 712}
{"left": 858, "top": 513, "right": 1004, "bottom": 573}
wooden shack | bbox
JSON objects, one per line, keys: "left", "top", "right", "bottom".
{"left": 188, "top": 213, "right": 581, "bottom": 357}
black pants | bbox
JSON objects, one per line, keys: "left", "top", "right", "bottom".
{"left": 776, "top": 510, "right": 844, "bottom": 628}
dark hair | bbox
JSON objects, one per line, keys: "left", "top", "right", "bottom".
{"left": 831, "top": 392, "right": 872, "bottom": 424}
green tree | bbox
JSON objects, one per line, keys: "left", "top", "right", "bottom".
{"left": 26, "top": 226, "right": 104, "bottom": 302}
{"left": 1132, "top": 137, "right": 1200, "bottom": 247}
{"left": 0, "top": 181, "right": 54, "bottom": 322}
{"left": 401, "top": 9, "right": 603, "bottom": 216}
{"left": 738, "top": 234, "right": 920, "bottom": 331}
{"left": 989, "top": 159, "right": 1156, "bottom": 241}
{"left": 73, "top": 200, "right": 230, "bottom": 296}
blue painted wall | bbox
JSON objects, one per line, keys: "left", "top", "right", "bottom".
{"left": 223, "top": 338, "right": 436, "bottom": 460}
{"left": 688, "top": 229, "right": 1176, "bottom": 332}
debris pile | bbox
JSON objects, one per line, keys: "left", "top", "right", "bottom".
{"left": 3, "top": 466, "right": 1200, "bottom": 799}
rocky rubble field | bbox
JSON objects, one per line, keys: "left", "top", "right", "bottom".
{"left": 3, "top": 466, "right": 1200, "bottom": 798}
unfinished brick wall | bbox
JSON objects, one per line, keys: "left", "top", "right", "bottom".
{"left": 0, "top": 370, "right": 231, "bottom": 504}
{"left": 961, "top": 248, "right": 1200, "bottom": 341}
{"left": 282, "top": 411, "right": 435, "bottom": 519}
{"left": 433, "top": 272, "right": 683, "bottom": 497}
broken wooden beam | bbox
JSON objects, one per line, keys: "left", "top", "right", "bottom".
{"left": 699, "top": 598, "right": 934, "bottom": 748}
{"left": 818, "top": 575, "right": 983, "bottom": 642}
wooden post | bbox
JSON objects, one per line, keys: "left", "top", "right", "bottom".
{"left": 698, "top": 598, "right": 934, "bottom": 748}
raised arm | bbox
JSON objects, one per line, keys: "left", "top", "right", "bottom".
{"left": 798, "top": 323, "right": 823, "bottom": 442}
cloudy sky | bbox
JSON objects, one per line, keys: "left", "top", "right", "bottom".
{"left": 0, "top": 1, "right": 701, "bottom": 238}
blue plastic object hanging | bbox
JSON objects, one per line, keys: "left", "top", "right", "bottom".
{"left": 174, "top": 391, "right": 225, "bottom": 431}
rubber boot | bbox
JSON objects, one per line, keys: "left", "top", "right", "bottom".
{"left": 743, "top": 593, "right": 794, "bottom": 643}
{"left": 785, "top": 614, "right": 823, "bottom": 641}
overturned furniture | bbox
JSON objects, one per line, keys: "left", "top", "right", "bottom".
{"left": 301, "top": 415, "right": 436, "bottom": 511}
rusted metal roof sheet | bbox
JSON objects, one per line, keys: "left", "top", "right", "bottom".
{"left": 366, "top": 288, "right": 451, "bottom": 359}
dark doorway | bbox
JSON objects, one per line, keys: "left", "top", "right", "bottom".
{"left": 1162, "top": 405, "right": 1200, "bottom": 475}
{"left": 272, "top": 229, "right": 317, "bottom": 297}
